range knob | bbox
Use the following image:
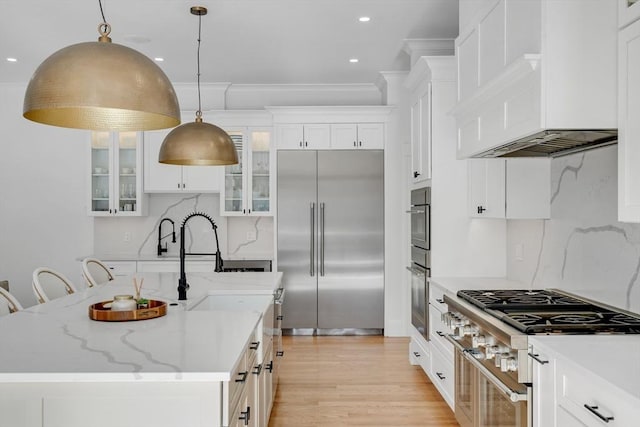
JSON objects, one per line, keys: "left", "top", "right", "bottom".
{"left": 472, "top": 335, "right": 486, "bottom": 348}
{"left": 500, "top": 356, "right": 518, "bottom": 373}
{"left": 462, "top": 325, "right": 478, "bottom": 337}
{"left": 485, "top": 345, "right": 502, "bottom": 360}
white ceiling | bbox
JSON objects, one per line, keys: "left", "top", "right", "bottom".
{"left": 0, "top": 0, "right": 458, "bottom": 85}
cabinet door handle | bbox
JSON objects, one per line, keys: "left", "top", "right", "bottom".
{"left": 249, "top": 341, "right": 260, "bottom": 351}
{"left": 299, "top": 141, "right": 303, "bottom": 147}
{"left": 265, "top": 361, "right": 273, "bottom": 373}
{"left": 177, "top": 183, "right": 180, "bottom": 189}
{"left": 436, "top": 331, "right": 445, "bottom": 337}
{"left": 436, "top": 298, "right": 445, "bottom": 304}
{"left": 583, "top": 405, "right": 614, "bottom": 423}
{"left": 277, "top": 315, "right": 284, "bottom": 320}
{"left": 436, "top": 372, "right": 446, "bottom": 380}
{"left": 182, "top": 183, "right": 185, "bottom": 189}
{"left": 527, "top": 352, "right": 549, "bottom": 365}
{"left": 276, "top": 351, "right": 284, "bottom": 357}
{"left": 413, "top": 352, "right": 421, "bottom": 357}
{"left": 413, "top": 171, "right": 420, "bottom": 178}
{"left": 235, "top": 371, "right": 248, "bottom": 383}
{"left": 477, "top": 205, "right": 486, "bottom": 214}
{"left": 353, "top": 141, "right": 356, "bottom": 147}
{"left": 358, "top": 141, "right": 362, "bottom": 147}
{"left": 305, "top": 141, "right": 308, "bottom": 147}
{"left": 239, "top": 406, "right": 251, "bottom": 426}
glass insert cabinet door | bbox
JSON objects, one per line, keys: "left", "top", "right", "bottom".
{"left": 222, "top": 128, "right": 273, "bottom": 216}
{"left": 90, "top": 131, "right": 142, "bottom": 216}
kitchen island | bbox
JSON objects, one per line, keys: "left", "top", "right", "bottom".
{"left": 0, "top": 272, "right": 282, "bottom": 427}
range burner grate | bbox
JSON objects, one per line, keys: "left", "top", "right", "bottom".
{"left": 457, "top": 289, "right": 591, "bottom": 310}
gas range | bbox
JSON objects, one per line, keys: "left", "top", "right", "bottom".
{"left": 443, "top": 289, "right": 640, "bottom": 384}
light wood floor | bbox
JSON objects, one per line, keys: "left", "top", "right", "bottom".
{"left": 268, "top": 336, "right": 459, "bottom": 427}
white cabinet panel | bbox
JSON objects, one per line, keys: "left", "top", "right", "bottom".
{"left": 478, "top": 0, "right": 505, "bottom": 86}
{"left": 457, "top": 29, "right": 479, "bottom": 102}
{"left": 619, "top": 0, "right": 640, "bottom": 29}
{"left": 276, "top": 124, "right": 330, "bottom": 150}
{"left": 332, "top": 123, "right": 384, "bottom": 150}
{"left": 618, "top": 19, "right": 640, "bottom": 222}
{"left": 468, "top": 159, "right": 506, "bottom": 218}
{"left": 144, "top": 129, "right": 221, "bottom": 193}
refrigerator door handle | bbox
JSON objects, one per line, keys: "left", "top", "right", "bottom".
{"left": 320, "top": 202, "right": 325, "bottom": 276}
{"left": 310, "top": 202, "right": 315, "bottom": 277}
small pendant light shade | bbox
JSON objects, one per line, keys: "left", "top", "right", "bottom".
{"left": 159, "top": 116, "right": 238, "bottom": 165}
{"left": 158, "top": 6, "right": 238, "bottom": 166}
{"left": 23, "top": 24, "right": 181, "bottom": 131}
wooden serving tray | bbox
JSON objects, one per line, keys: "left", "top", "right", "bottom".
{"left": 88, "top": 299, "right": 167, "bottom": 322}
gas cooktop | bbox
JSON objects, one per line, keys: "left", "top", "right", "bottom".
{"left": 456, "top": 289, "right": 640, "bottom": 334}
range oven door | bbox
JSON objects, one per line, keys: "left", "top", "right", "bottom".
{"left": 408, "top": 263, "right": 429, "bottom": 340}
{"left": 448, "top": 336, "right": 529, "bottom": 427}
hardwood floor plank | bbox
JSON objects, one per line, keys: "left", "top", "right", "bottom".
{"left": 269, "top": 336, "right": 459, "bottom": 427}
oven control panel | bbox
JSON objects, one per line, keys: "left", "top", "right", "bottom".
{"left": 442, "top": 311, "right": 520, "bottom": 373}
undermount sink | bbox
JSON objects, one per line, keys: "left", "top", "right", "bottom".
{"left": 190, "top": 294, "right": 272, "bottom": 312}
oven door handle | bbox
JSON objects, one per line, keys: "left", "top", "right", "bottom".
{"left": 444, "top": 334, "right": 528, "bottom": 403}
{"left": 406, "top": 208, "right": 426, "bottom": 214}
{"left": 406, "top": 266, "right": 426, "bottom": 277}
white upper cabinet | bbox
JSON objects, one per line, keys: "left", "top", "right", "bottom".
{"left": 469, "top": 158, "right": 550, "bottom": 219}
{"left": 220, "top": 128, "right": 274, "bottom": 216}
{"left": 330, "top": 123, "right": 384, "bottom": 149}
{"left": 619, "top": 9, "right": 640, "bottom": 222}
{"left": 268, "top": 106, "right": 392, "bottom": 152}
{"left": 275, "top": 124, "right": 330, "bottom": 149}
{"left": 404, "top": 55, "right": 456, "bottom": 185}
{"left": 143, "top": 127, "right": 222, "bottom": 193}
{"left": 89, "top": 131, "right": 146, "bottom": 216}
{"left": 453, "top": 0, "right": 617, "bottom": 158}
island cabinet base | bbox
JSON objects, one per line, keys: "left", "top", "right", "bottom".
{"left": 0, "top": 381, "right": 224, "bottom": 427}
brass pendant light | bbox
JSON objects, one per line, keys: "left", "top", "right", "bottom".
{"left": 158, "top": 6, "right": 238, "bottom": 166}
{"left": 23, "top": 0, "right": 180, "bottom": 131}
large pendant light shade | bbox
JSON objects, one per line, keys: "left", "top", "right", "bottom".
{"left": 158, "top": 6, "right": 238, "bottom": 166}
{"left": 23, "top": 21, "right": 180, "bottom": 131}
{"left": 159, "top": 116, "right": 238, "bottom": 165}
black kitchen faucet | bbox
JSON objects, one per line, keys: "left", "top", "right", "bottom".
{"left": 157, "top": 218, "right": 176, "bottom": 256}
{"left": 178, "top": 212, "right": 223, "bottom": 300}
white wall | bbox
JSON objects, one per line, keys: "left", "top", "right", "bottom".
{"left": 507, "top": 145, "right": 640, "bottom": 314}
{"left": 0, "top": 84, "right": 93, "bottom": 307}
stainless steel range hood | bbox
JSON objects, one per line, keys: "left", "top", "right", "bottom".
{"left": 471, "top": 129, "right": 618, "bottom": 158}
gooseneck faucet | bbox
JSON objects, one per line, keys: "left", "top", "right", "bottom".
{"left": 178, "top": 212, "right": 223, "bottom": 300}
{"left": 157, "top": 218, "right": 176, "bottom": 256}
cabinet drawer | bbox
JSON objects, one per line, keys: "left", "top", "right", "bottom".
{"left": 430, "top": 344, "right": 454, "bottom": 409}
{"left": 229, "top": 349, "right": 248, "bottom": 412}
{"left": 429, "top": 303, "right": 453, "bottom": 360}
{"left": 103, "top": 261, "right": 137, "bottom": 277}
{"left": 428, "top": 283, "right": 449, "bottom": 309}
{"left": 409, "top": 336, "right": 430, "bottom": 375}
{"left": 556, "top": 358, "right": 636, "bottom": 427}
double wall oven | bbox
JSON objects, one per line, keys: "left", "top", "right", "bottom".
{"left": 443, "top": 288, "right": 640, "bottom": 427}
{"left": 408, "top": 187, "right": 430, "bottom": 341}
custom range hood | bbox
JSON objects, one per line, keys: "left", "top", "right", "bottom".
{"left": 471, "top": 129, "right": 618, "bottom": 158}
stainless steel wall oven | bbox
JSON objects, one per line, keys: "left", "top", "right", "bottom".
{"left": 408, "top": 187, "right": 431, "bottom": 341}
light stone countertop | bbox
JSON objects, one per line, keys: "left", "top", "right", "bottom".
{"left": 78, "top": 253, "right": 273, "bottom": 262}
{"left": 0, "top": 272, "right": 282, "bottom": 383}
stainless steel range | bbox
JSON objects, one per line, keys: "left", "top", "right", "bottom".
{"left": 442, "top": 288, "right": 640, "bottom": 427}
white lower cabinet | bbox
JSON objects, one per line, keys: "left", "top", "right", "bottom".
{"left": 409, "top": 329, "right": 430, "bottom": 374}
{"left": 101, "top": 261, "right": 137, "bottom": 278}
{"left": 530, "top": 339, "right": 638, "bottom": 427}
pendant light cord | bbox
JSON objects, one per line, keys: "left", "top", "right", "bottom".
{"left": 196, "top": 13, "right": 203, "bottom": 119}
{"left": 98, "top": 0, "right": 109, "bottom": 34}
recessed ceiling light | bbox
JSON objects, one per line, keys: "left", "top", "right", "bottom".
{"left": 6, "top": 57, "right": 17, "bottom": 62}
{"left": 349, "top": 58, "right": 359, "bottom": 63}
{"left": 358, "top": 16, "right": 371, "bottom": 22}
{"left": 154, "top": 57, "right": 164, "bottom": 62}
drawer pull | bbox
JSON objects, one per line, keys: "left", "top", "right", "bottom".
{"left": 436, "top": 372, "right": 446, "bottom": 380}
{"left": 235, "top": 371, "right": 248, "bottom": 383}
{"left": 249, "top": 341, "right": 260, "bottom": 351}
{"left": 436, "top": 331, "right": 445, "bottom": 337}
{"left": 436, "top": 298, "right": 445, "bottom": 304}
{"left": 277, "top": 315, "right": 284, "bottom": 320}
{"left": 413, "top": 351, "right": 421, "bottom": 357}
{"left": 265, "top": 361, "right": 273, "bottom": 373}
{"left": 276, "top": 350, "right": 284, "bottom": 357}
{"left": 239, "top": 406, "right": 251, "bottom": 426}
{"left": 583, "top": 404, "right": 614, "bottom": 423}
{"left": 527, "top": 352, "right": 549, "bottom": 365}
{"left": 252, "top": 364, "right": 263, "bottom": 375}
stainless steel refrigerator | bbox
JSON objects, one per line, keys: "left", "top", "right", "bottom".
{"left": 277, "top": 150, "right": 384, "bottom": 334}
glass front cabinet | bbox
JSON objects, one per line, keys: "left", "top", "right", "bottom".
{"left": 89, "top": 131, "right": 146, "bottom": 216}
{"left": 221, "top": 128, "right": 274, "bottom": 216}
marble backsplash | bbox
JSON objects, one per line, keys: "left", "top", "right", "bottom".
{"left": 93, "top": 194, "right": 274, "bottom": 259}
{"left": 507, "top": 145, "right": 640, "bottom": 314}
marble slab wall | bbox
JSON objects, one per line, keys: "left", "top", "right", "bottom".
{"left": 94, "top": 194, "right": 273, "bottom": 259}
{"left": 507, "top": 145, "right": 640, "bottom": 314}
